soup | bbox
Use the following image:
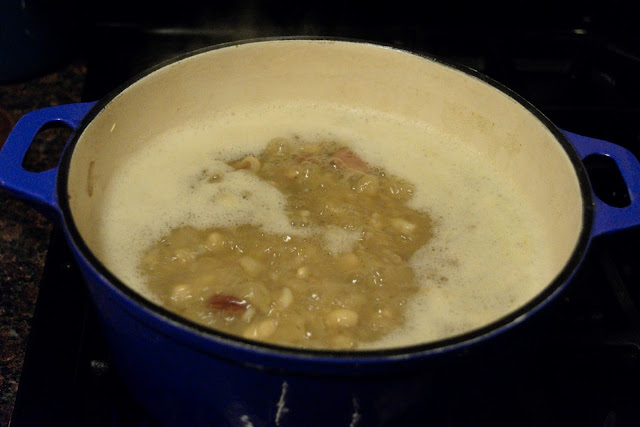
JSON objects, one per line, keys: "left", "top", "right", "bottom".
{"left": 96, "top": 102, "right": 556, "bottom": 349}
{"left": 140, "top": 139, "right": 433, "bottom": 349}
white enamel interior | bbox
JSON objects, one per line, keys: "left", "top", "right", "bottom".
{"left": 66, "top": 39, "right": 584, "bottom": 336}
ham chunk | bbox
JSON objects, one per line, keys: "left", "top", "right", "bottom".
{"left": 331, "top": 148, "right": 370, "bottom": 173}
{"left": 208, "top": 294, "right": 248, "bottom": 313}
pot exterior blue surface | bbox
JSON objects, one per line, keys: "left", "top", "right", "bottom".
{"left": 72, "top": 228, "right": 522, "bottom": 425}
{"left": 82, "top": 273, "right": 445, "bottom": 425}
{"left": 3, "top": 40, "right": 640, "bottom": 426}
{"left": 67, "top": 214, "right": 460, "bottom": 425}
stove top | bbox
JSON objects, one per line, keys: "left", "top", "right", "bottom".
{"left": 10, "top": 7, "right": 640, "bottom": 426}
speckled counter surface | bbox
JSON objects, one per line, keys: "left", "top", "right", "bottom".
{"left": 0, "top": 61, "right": 86, "bottom": 426}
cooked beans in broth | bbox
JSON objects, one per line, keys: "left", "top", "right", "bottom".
{"left": 140, "top": 139, "right": 433, "bottom": 349}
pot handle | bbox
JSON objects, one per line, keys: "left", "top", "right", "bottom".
{"left": 0, "top": 102, "right": 97, "bottom": 219}
{"left": 563, "top": 130, "right": 640, "bottom": 236}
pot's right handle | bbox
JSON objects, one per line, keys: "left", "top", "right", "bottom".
{"left": 0, "top": 102, "right": 97, "bottom": 219}
{"left": 563, "top": 130, "right": 640, "bottom": 236}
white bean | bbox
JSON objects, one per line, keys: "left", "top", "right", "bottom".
{"left": 296, "top": 266, "right": 310, "bottom": 279}
{"left": 278, "top": 287, "right": 293, "bottom": 309}
{"left": 269, "top": 271, "right": 281, "bottom": 281}
{"left": 325, "top": 308, "right": 359, "bottom": 328}
{"left": 337, "top": 253, "right": 360, "bottom": 271}
{"left": 245, "top": 283, "right": 271, "bottom": 314}
{"left": 243, "top": 319, "right": 277, "bottom": 340}
{"left": 206, "top": 232, "right": 224, "bottom": 252}
{"left": 241, "top": 306, "right": 256, "bottom": 323}
{"left": 240, "top": 256, "right": 263, "bottom": 277}
{"left": 391, "top": 218, "right": 416, "bottom": 234}
{"left": 171, "top": 284, "right": 192, "bottom": 302}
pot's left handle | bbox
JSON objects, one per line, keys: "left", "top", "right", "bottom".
{"left": 0, "top": 102, "right": 97, "bottom": 219}
{"left": 563, "top": 130, "right": 640, "bottom": 236}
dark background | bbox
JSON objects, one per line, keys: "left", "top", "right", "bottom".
{"left": 4, "top": 1, "right": 640, "bottom": 83}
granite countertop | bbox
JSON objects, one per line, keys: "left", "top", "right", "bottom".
{"left": 0, "top": 61, "right": 86, "bottom": 426}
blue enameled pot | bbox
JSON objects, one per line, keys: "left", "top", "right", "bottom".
{"left": 2, "top": 39, "right": 640, "bottom": 426}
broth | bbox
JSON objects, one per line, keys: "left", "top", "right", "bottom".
{"left": 97, "top": 103, "right": 555, "bottom": 349}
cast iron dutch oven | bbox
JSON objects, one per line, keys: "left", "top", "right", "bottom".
{"left": 2, "top": 38, "right": 640, "bottom": 426}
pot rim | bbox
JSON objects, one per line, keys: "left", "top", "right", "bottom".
{"left": 57, "top": 36, "right": 595, "bottom": 363}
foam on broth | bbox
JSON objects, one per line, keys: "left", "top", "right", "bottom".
{"left": 97, "top": 102, "right": 556, "bottom": 349}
